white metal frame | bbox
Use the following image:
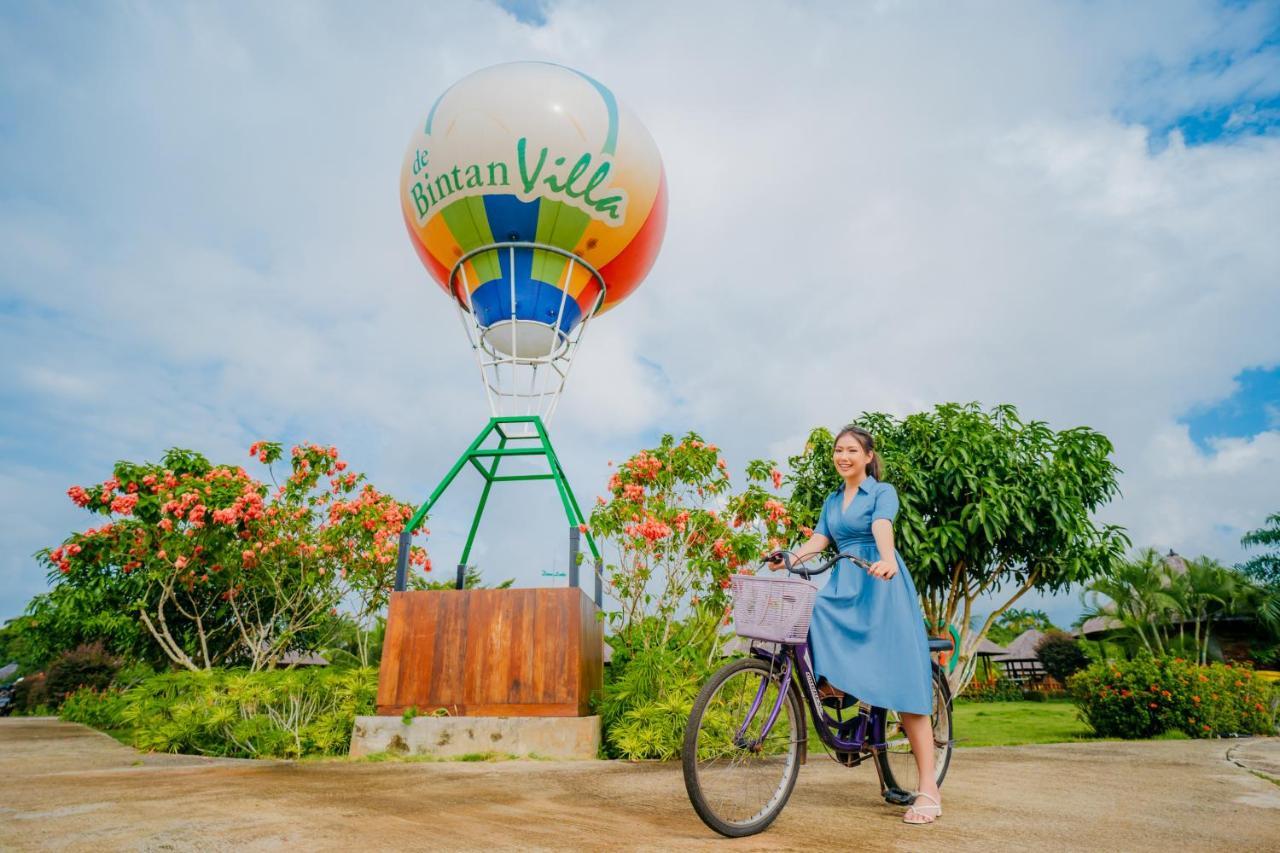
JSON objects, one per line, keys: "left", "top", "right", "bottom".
{"left": 449, "top": 242, "right": 607, "bottom": 434}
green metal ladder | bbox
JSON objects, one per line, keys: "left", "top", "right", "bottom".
{"left": 393, "top": 415, "right": 603, "bottom": 604}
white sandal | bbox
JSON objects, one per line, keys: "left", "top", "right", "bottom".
{"left": 904, "top": 792, "right": 942, "bottom": 825}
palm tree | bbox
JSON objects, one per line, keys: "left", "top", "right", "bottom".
{"left": 1087, "top": 548, "right": 1280, "bottom": 665}
{"left": 1082, "top": 549, "right": 1178, "bottom": 655}
{"left": 1179, "top": 558, "right": 1234, "bottom": 665}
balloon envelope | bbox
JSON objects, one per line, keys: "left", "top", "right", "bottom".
{"left": 401, "top": 62, "right": 666, "bottom": 354}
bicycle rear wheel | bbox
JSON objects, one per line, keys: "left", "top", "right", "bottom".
{"left": 682, "top": 657, "right": 804, "bottom": 837}
{"left": 875, "top": 664, "right": 953, "bottom": 796}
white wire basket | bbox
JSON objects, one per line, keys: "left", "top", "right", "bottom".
{"left": 730, "top": 574, "right": 818, "bottom": 643}
{"left": 449, "top": 242, "right": 607, "bottom": 435}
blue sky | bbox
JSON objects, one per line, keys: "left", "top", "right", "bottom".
{"left": 1181, "top": 366, "right": 1280, "bottom": 449}
{"left": 3, "top": 0, "right": 1280, "bottom": 635}
{"left": 496, "top": 0, "right": 550, "bottom": 26}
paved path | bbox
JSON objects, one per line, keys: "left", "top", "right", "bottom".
{"left": 1, "top": 718, "right": 1277, "bottom": 851}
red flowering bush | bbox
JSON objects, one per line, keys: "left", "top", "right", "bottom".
{"left": 41, "top": 443, "right": 430, "bottom": 671}
{"left": 588, "top": 434, "right": 796, "bottom": 759}
{"left": 588, "top": 435, "right": 792, "bottom": 654}
{"left": 1069, "top": 655, "right": 1276, "bottom": 738}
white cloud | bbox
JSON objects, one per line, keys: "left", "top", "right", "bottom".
{"left": 2, "top": 0, "right": 1279, "bottom": 622}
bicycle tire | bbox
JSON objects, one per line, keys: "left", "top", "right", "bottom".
{"left": 874, "top": 664, "right": 953, "bottom": 794}
{"left": 682, "top": 657, "right": 804, "bottom": 838}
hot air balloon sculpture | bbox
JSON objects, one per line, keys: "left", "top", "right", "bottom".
{"left": 392, "top": 62, "right": 667, "bottom": 596}
{"left": 366, "top": 64, "right": 666, "bottom": 734}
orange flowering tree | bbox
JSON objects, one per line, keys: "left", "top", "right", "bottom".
{"left": 587, "top": 434, "right": 797, "bottom": 758}
{"left": 588, "top": 434, "right": 795, "bottom": 655}
{"left": 41, "top": 443, "right": 430, "bottom": 671}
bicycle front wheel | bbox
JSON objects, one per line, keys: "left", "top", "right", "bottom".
{"left": 681, "top": 657, "right": 804, "bottom": 838}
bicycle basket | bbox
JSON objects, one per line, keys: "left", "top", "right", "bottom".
{"left": 730, "top": 574, "right": 818, "bottom": 643}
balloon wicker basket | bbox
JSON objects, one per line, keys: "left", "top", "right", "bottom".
{"left": 449, "top": 241, "right": 606, "bottom": 436}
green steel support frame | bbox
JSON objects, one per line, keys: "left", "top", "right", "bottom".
{"left": 393, "top": 416, "right": 601, "bottom": 593}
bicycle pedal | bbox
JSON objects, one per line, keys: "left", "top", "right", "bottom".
{"left": 882, "top": 787, "right": 915, "bottom": 806}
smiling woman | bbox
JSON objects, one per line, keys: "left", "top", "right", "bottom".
{"left": 771, "top": 424, "right": 942, "bottom": 824}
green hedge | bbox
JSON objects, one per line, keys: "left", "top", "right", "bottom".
{"left": 961, "top": 675, "right": 1026, "bottom": 702}
{"left": 59, "top": 667, "right": 377, "bottom": 758}
{"left": 1069, "top": 656, "right": 1277, "bottom": 739}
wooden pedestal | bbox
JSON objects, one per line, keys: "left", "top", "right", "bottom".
{"left": 375, "top": 588, "right": 602, "bottom": 717}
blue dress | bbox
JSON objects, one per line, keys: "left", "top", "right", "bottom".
{"left": 807, "top": 476, "right": 933, "bottom": 716}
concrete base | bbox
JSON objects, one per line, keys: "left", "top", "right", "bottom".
{"left": 350, "top": 715, "right": 601, "bottom": 760}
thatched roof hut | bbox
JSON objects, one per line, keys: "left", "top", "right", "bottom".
{"left": 993, "top": 629, "right": 1048, "bottom": 683}
{"left": 1075, "top": 614, "right": 1124, "bottom": 638}
{"left": 993, "top": 629, "right": 1045, "bottom": 662}
{"left": 973, "top": 638, "right": 1007, "bottom": 657}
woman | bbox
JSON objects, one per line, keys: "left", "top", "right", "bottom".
{"left": 770, "top": 425, "right": 941, "bottom": 825}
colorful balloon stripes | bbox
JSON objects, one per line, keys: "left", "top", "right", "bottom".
{"left": 401, "top": 62, "right": 667, "bottom": 340}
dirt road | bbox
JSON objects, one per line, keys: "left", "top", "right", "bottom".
{"left": 1, "top": 718, "right": 1277, "bottom": 851}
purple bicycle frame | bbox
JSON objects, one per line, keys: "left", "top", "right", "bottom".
{"left": 735, "top": 639, "right": 887, "bottom": 756}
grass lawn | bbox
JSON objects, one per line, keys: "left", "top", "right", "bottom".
{"left": 805, "top": 699, "right": 1102, "bottom": 750}
{"left": 953, "top": 700, "right": 1095, "bottom": 747}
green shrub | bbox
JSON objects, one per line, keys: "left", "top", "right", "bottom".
{"left": 1036, "top": 631, "right": 1090, "bottom": 684}
{"left": 961, "top": 673, "right": 1024, "bottom": 702}
{"left": 1253, "top": 643, "right": 1280, "bottom": 668}
{"left": 1069, "top": 655, "right": 1276, "bottom": 739}
{"left": 13, "top": 673, "right": 49, "bottom": 713}
{"left": 59, "top": 687, "right": 129, "bottom": 731}
{"left": 45, "top": 642, "right": 120, "bottom": 704}
{"left": 59, "top": 667, "right": 377, "bottom": 758}
{"left": 111, "top": 661, "right": 157, "bottom": 690}
{"left": 601, "top": 617, "right": 729, "bottom": 760}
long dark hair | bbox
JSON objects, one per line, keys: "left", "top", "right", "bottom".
{"left": 834, "top": 425, "right": 881, "bottom": 480}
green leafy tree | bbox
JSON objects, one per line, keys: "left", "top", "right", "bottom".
{"left": 785, "top": 403, "right": 1129, "bottom": 693}
{"left": 1240, "top": 512, "right": 1280, "bottom": 585}
{"left": 1, "top": 583, "right": 153, "bottom": 674}
{"left": 1034, "top": 630, "right": 1089, "bottom": 683}
{"left": 1240, "top": 513, "right": 1280, "bottom": 639}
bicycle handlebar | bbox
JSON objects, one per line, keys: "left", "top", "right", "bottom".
{"left": 763, "top": 550, "right": 873, "bottom": 579}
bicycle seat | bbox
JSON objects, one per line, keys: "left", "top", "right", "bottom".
{"left": 927, "top": 637, "right": 953, "bottom": 653}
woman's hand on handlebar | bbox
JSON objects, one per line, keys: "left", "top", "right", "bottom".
{"left": 867, "top": 559, "right": 897, "bottom": 580}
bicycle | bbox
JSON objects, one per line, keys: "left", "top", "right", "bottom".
{"left": 681, "top": 551, "right": 954, "bottom": 837}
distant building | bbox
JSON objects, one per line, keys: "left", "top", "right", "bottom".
{"left": 992, "top": 629, "right": 1047, "bottom": 683}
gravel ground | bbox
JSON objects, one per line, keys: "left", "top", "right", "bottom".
{"left": 1, "top": 718, "right": 1277, "bottom": 851}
